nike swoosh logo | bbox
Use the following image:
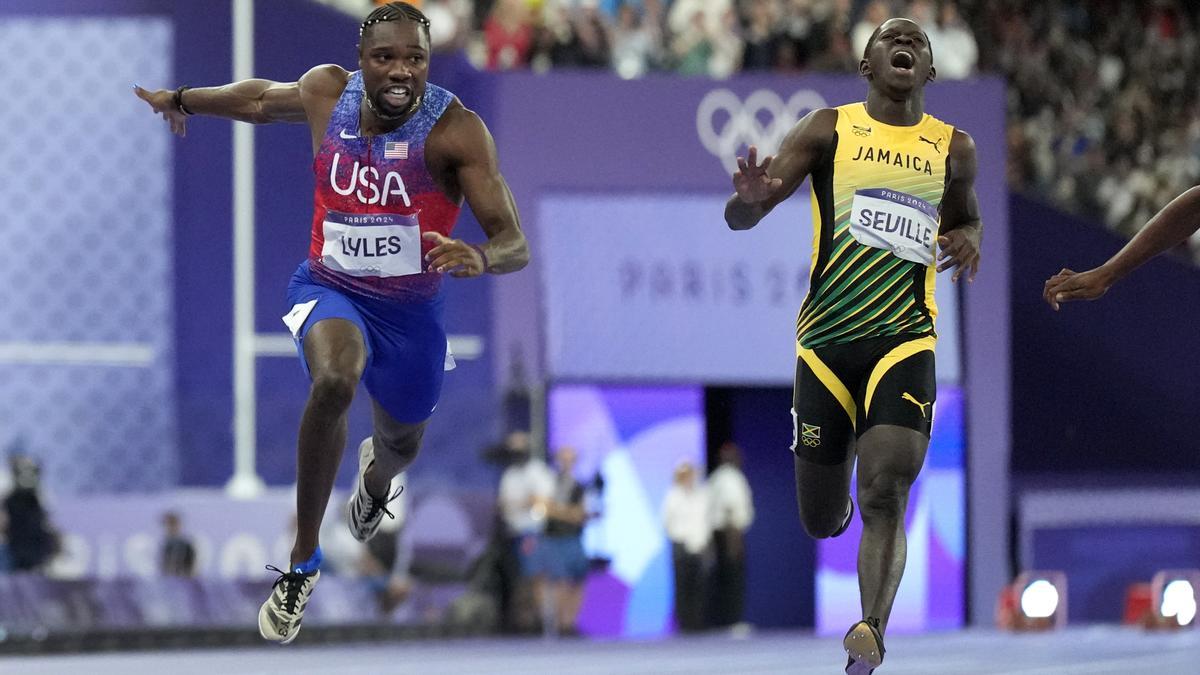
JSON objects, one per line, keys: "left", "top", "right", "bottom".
{"left": 339, "top": 129, "right": 357, "bottom": 140}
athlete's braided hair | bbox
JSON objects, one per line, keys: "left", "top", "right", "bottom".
{"left": 360, "top": 2, "right": 431, "bottom": 42}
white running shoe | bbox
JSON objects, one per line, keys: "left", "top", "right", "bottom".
{"left": 258, "top": 562, "right": 320, "bottom": 644}
{"left": 347, "top": 437, "right": 402, "bottom": 542}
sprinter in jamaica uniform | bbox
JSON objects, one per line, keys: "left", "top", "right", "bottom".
{"left": 724, "top": 17, "right": 981, "bottom": 675}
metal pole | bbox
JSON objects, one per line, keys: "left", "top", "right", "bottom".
{"left": 226, "top": 0, "right": 265, "bottom": 499}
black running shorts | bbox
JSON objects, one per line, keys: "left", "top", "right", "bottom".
{"left": 792, "top": 333, "right": 936, "bottom": 465}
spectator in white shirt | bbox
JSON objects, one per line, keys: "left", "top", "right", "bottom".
{"left": 707, "top": 441, "right": 755, "bottom": 630}
{"left": 850, "top": 0, "right": 889, "bottom": 63}
{"left": 666, "top": 0, "right": 732, "bottom": 39}
{"left": 497, "top": 435, "right": 555, "bottom": 631}
{"left": 930, "top": 1, "right": 977, "bottom": 80}
{"left": 662, "top": 459, "right": 709, "bottom": 632}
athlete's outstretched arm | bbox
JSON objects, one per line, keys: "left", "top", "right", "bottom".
{"left": 936, "top": 129, "right": 983, "bottom": 283}
{"left": 133, "top": 65, "right": 345, "bottom": 136}
{"left": 1044, "top": 185, "right": 1200, "bottom": 310}
{"left": 423, "top": 107, "right": 529, "bottom": 277}
{"left": 724, "top": 108, "right": 837, "bottom": 231}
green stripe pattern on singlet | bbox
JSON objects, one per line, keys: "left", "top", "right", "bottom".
{"left": 797, "top": 170, "right": 944, "bottom": 349}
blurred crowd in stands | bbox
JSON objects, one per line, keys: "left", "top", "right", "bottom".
{"left": 318, "top": 0, "right": 1200, "bottom": 258}
{"left": 983, "top": 0, "right": 1200, "bottom": 252}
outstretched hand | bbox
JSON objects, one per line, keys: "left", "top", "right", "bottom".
{"left": 1043, "top": 267, "right": 1113, "bottom": 310}
{"left": 732, "top": 145, "right": 783, "bottom": 204}
{"left": 134, "top": 85, "right": 188, "bottom": 137}
{"left": 423, "top": 232, "right": 487, "bottom": 278}
{"left": 936, "top": 227, "right": 982, "bottom": 283}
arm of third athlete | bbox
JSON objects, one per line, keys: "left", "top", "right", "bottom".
{"left": 1044, "top": 186, "right": 1200, "bottom": 309}
{"left": 724, "top": 108, "right": 838, "bottom": 231}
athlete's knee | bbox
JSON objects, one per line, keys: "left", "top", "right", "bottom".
{"left": 797, "top": 502, "right": 846, "bottom": 539}
{"left": 801, "top": 515, "right": 844, "bottom": 540}
{"left": 374, "top": 435, "right": 421, "bottom": 465}
{"left": 373, "top": 423, "right": 425, "bottom": 465}
{"left": 308, "top": 372, "right": 358, "bottom": 412}
{"left": 857, "top": 471, "right": 914, "bottom": 522}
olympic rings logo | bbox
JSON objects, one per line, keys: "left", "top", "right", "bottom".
{"left": 696, "top": 88, "right": 829, "bottom": 174}
{"left": 801, "top": 437, "right": 821, "bottom": 447}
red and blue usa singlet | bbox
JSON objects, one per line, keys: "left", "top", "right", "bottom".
{"left": 308, "top": 72, "right": 461, "bottom": 303}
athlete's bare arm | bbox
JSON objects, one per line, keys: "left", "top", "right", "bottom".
{"left": 936, "top": 128, "right": 983, "bottom": 283}
{"left": 1044, "top": 185, "right": 1200, "bottom": 310}
{"left": 422, "top": 104, "right": 529, "bottom": 277}
{"left": 724, "top": 108, "right": 838, "bottom": 231}
{"left": 133, "top": 64, "right": 346, "bottom": 150}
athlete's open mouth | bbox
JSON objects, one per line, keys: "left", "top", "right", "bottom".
{"left": 890, "top": 50, "right": 915, "bottom": 71}
{"left": 380, "top": 84, "right": 412, "bottom": 109}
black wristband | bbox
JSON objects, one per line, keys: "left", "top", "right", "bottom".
{"left": 173, "top": 86, "right": 194, "bottom": 116}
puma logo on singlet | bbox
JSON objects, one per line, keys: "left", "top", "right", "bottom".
{"left": 918, "top": 136, "right": 943, "bottom": 153}
{"left": 901, "top": 392, "right": 932, "bottom": 419}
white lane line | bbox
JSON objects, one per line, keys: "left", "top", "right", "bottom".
{"left": 0, "top": 341, "right": 155, "bottom": 366}
{"left": 252, "top": 333, "right": 300, "bottom": 357}
{"left": 253, "top": 333, "right": 485, "bottom": 360}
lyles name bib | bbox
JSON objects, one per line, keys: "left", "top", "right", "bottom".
{"left": 849, "top": 188, "right": 938, "bottom": 265}
{"left": 320, "top": 210, "right": 422, "bottom": 277}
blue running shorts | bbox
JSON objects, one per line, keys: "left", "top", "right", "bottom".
{"left": 284, "top": 261, "right": 449, "bottom": 423}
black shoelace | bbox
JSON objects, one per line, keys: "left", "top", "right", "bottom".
{"left": 265, "top": 565, "right": 310, "bottom": 615}
{"left": 864, "top": 616, "right": 885, "bottom": 655}
{"left": 363, "top": 484, "right": 404, "bottom": 524}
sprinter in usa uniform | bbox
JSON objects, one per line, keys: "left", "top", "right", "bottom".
{"left": 136, "top": 2, "right": 528, "bottom": 643}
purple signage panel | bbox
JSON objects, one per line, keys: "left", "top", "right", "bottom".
{"left": 548, "top": 384, "right": 705, "bottom": 637}
{"left": 537, "top": 192, "right": 961, "bottom": 384}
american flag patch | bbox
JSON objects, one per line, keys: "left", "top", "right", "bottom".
{"left": 384, "top": 141, "right": 409, "bottom": 159}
